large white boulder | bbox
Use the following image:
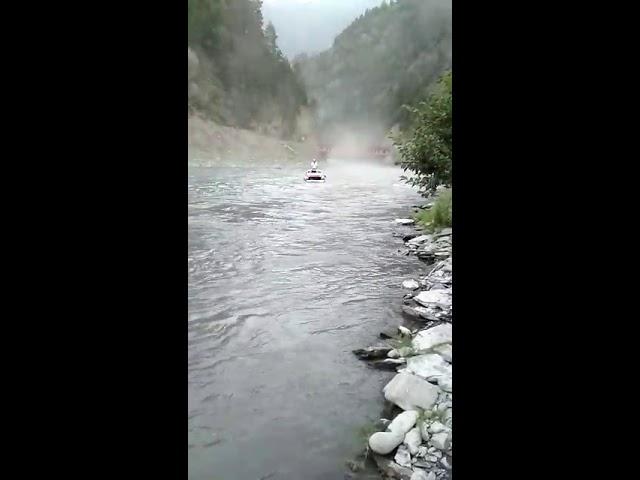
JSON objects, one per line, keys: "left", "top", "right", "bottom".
{"left": 413, "top": 289, "right": 452, "bottom": 308}
{"left": 387, "top": 410, "right": 419, "bottom": 436}
{"left": 406, "top": 354, "right": 452, "bottom": 381}
{"left": 412, "top": 324, "right": 452, "bottom": 352}
{"left": 383, "top": 373, "right": 440, "bottom": 411}
{"left": 369, "top": 431, "right": 403, "bottom": 455}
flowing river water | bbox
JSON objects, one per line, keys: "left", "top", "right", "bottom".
{"left": 188, "top": 159, "right": 424, "bottom": 480}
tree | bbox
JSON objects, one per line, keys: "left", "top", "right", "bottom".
{"left": 394, "top": 71, "right": 451, "bottom": 197}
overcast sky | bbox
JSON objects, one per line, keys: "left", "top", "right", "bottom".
{"left": 262, "top": 0, "right": 384, "bottom": 58}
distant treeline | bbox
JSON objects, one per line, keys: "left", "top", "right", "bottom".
{"left": 296, "top": 0, "right": 452, "bottom": 138}
{"left": 188, "top": 0, "right": 307, "bottom": 139}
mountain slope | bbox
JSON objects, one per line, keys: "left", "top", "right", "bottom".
{"left": 297, "top": 0, "right": 451, "bottom": 143}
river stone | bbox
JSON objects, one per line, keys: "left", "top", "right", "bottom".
{"left": 387, "top": 410, "right": 419, "bottom": 436}
{"left": 397, "top": 346, "right": 414, "bottom": 357}
{"left": 419, "top": 421, "right": 430, "bottom": 442}
{"left": 405, "top": 354, "right": 452, "bottom": 381}
{"left": 412, "top": 324, "right": 452, "bottom": 352}
{"left": 384, "top": 373, "right": 439, "bottom": 411}
{"left": 413, "top": 290, "right": 452, "bottom": 308}
{"left": 443, "top": 408, "right": 452, "bottom": 428}
{"left": 402, "top": 279, "right": 420, "bottom": 290}
{"left": 398, "top": 325, "right": 412, "bottom": 336}
{"left": 403, "top": 427, "right": 422, "bottom": 455}
{"left": 416, "top": 445, "right": 428, "bottom": 457}
{"left": 369, "top": 431, "right": 404, "bottom": 455}
{"left": 407, "top": 234, "right": 431, "bottom": 245}
{"left": 440, "top": 456, "right": 452, "bottom": 470}
{"left": 402, "top": 305, "right": 435, "bottom": 320}
{"left": 428, "top": 421, "right": 448, "bottom": 434}
{"left": 410, "top": 470, "right": 430, "bottom": 480}
{"left": 433, "top": 344, "right": 452, "bottom": 362}
{"left": 429, "top": 432, "right": 450, "bottom": 451}
{"left": 438, "top": 373, "right": 453, "bottom": 392}
{"left": 394, "top": 445, "right": 412, "bottom": 468}
{"left": 353, "top": 346, "right": 392, "bottom": 360}
{"left": 395, "top": 218, "right": 415, "bottom": 225}
{"left": 388, "top": 349, "right": 400, "bottom": 358}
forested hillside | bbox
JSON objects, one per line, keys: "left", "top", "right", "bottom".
{"left": 188, "top": 0, "right": 308, "bottom": 139}
{"left": 296, "top": 0, "right": 451, "bottom": 142}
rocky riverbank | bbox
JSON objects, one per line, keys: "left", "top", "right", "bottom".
{"left": 351, "top": 212, "right": 452, "bottom": 480}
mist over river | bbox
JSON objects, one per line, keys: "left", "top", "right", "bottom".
{"left": 188, "top": 159, "right": 424, "bottom": 480}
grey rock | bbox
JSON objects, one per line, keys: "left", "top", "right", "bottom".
{"left": 440, "top": 456, "right": 452, "bottom": 470}
{"left": 419, "top": 421, "right": 430, "bottom": 442}
{"left": 388, "top": 349, "right": 400, "bottom": 358}
{"left": 395, "top": 218, "right": 415, "bottom": 225}
{"left": 429, "top": 432, "right": 450, "bottom": 451}
{"left": 407, "top": 234, "right": 431, "bottom": 245}
{"left": 403, "top": 427, "right": 422, "bottom": 456}
{"left": 394, "top": 445, "right": 412, "bottom": 468}
{"left": 433, "top": 344, "right": 452, "bottom": 363}
{"left": 426, "top": 473, "right": 437, "bottom": 480}
{"left": 413, "top": 290, "right": 452, "bottom": 309}
{"left": 397, "top": 346, "right": 414, "bottom": 357}
{"left": 405, "top": 354, "right": 452, "bottom": 381}
{"left": 383, "top": 373, "right": 440, "bottom": 411}
{"left": 428, "top": 421, "right": 448, "bottom": 434}
{"left": 416, "top": 445, "right": 428, "bottom": 458}
{"left": 437, "top": 374, "right": 453, "bottom": 392}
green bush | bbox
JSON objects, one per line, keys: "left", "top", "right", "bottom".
{"left": 415, "top": 188, "right": 452, "bottom": 231}
{"left": 395, "top": 71, "right": 452, "bottom": 197}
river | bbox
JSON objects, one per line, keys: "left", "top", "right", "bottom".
{"left": 188, "top": 159, "right": 424, "bottom": 480}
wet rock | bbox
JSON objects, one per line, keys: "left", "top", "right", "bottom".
{"left": 403, "top": 427, "right": 422, "bottom": 455}
{"left": 413, "top": 290, "right": 452, "bottom": 309}
{"left": 371, "top": 358, "right": 406, "bottom": 371}
{"left": 407, "top": 234, "right": 431, "bottom": 245}
{"left": 412, "top": 324, "right": 452, "bottom": 352}
{"left": 405, "top": 354, "right": 452, "bottom": 381}
{"left": 429, "top": 432, "right": 450, "bottom": 451}
{"left": 369, "top": 431, "right": 404, "bottom": 455}
{"left": 394, "top": 445, "right": 412, "bottom": 468}
{"left": 395, "top": 218, "right": 415, "bottom": 225}
{"left": 388, "top": 349, "right": 400, "bottom": 358}
{"left": 425, "top": 472, "right": 437, "bottom": 480}
{"left": 353, "top": 346, "right": 392, "bottom": 360}
{"left": 402, "top": 279, "right": 420, "bottom": 290}
{"left": 440, "top": 456, "right": 452, "bottom": 470}
{"left": 387, "top": 410, "right": 419, "bottom": 436}
{"left": 403, "top": 233, "right": 420, "bottom": 242}
{"left": 398, "top": 325, "right": 412, "bottom": 337}
{"left": 384, "top": 373, "right": 440, "bottom": 411}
